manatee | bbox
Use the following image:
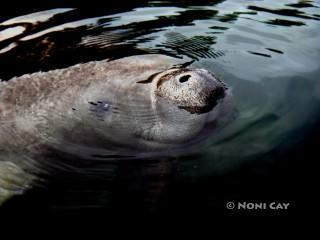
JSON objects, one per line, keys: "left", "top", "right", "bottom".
{"left": 0, "top": 54, "right": 232, "bottom": 203}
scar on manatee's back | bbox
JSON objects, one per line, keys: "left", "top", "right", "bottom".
{"left": 88, "top": 100, "right": 112, "bottom": 120}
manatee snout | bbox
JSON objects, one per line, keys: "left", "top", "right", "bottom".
{"left": 157, "top": 68, "right": 226, "bottom": 114}
{"left": 192, "top": 69, "right": 226, "bottom": 104}
{"left": 202, "top": 79, "right": 226, "bottom": 107}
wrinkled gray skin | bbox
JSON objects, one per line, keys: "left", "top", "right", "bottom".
{"left": 0, "top": 54, "right": 231, "bottom": 204}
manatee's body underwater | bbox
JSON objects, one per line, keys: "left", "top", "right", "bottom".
{"left": 0, "top": 54, "right": 232, "bottom": 203}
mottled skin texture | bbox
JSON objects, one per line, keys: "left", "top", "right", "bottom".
{"left": 0, "top": 54, "right": 227, "bottom": 150}
{"left": 0, "top": 54, "right": 230, "bottom": 203}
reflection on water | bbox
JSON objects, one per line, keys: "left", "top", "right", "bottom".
{"left": 0, "top": 0, "right": 319, "bottom": 215}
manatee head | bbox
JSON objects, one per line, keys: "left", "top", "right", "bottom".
{"left": 142, "top": 66, "right": 231, "bottom": 146}
{"left": 154, "top": 68, "right": 226, "bottom": 114}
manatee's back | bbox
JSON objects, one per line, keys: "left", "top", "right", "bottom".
{"left": 0, "top": 54, "right": 181, "bottom": 151}
{"left": 0, "top": 54, "right": 178, "bottom": 117}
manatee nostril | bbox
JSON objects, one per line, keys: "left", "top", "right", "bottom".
{"left": 179, "top": 74, "right": 191, "bottom": 83}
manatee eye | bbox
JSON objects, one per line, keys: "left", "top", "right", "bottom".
{"left": 179, "top": 74, "right": 191, "bottom": 83}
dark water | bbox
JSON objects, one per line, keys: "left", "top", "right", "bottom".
{"left": 0, "top": 0, "right": 319, "bottom": 217}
